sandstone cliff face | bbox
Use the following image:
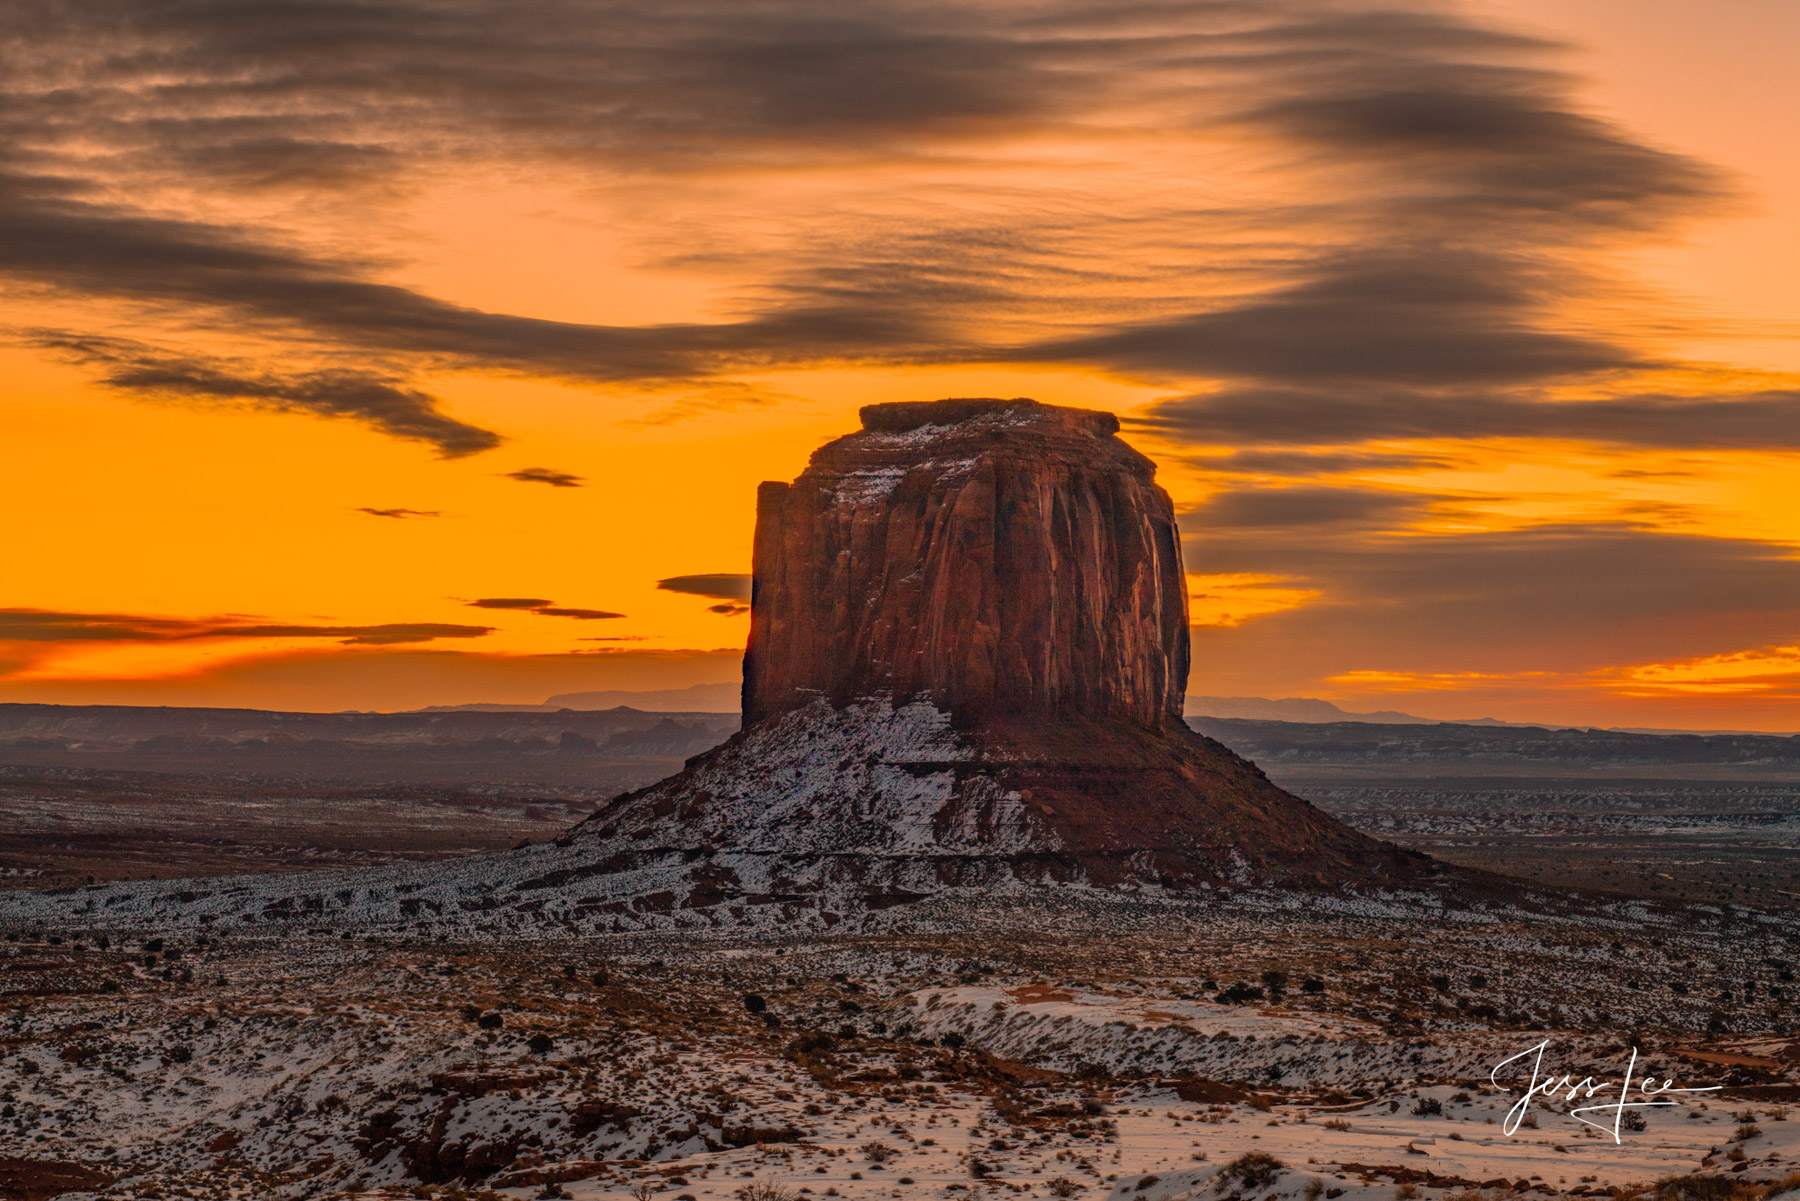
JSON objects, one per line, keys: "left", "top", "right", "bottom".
{"left": 743, "top": 399, "right": 1189, "bottom": 729}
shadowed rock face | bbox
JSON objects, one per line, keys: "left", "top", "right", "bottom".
{"left": 744, "top": 398, "right": 1189, "bottom": 728}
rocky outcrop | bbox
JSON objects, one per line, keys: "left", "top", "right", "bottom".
{"left": 744, "top": 398, "right": 1187, "bottom": 728}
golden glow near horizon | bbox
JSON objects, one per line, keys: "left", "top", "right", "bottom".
{"left": 3, "top": 0, "right": 1798, "bottom": 728}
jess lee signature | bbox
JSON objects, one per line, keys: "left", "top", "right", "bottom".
{"left": 1491, "top": 1040, "right": 1721, "bottom": 1144}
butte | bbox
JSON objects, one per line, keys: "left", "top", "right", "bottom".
{"left": 558, "top": 397, "right": 1438, "bottom": 912}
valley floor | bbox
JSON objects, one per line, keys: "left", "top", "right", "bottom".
{"left": 5, "top": 893, "right": 1800, "bottom": 1201}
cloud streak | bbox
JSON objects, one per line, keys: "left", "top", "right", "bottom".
{"left": 0, "top": 608, "right": 492, "bottom": 646}
{"left": 503, "top": 468, "right": 585, "bottom": 488}
{"left": 657, "top": 574, "right": 752, "bottom": 601}
{"left": 466, "top": 598, "right": 623, "bottom": 620}
{"left": 37, "top": 336, "right": 502, "bottom": 457}
{"left": 1136, "top": 389, "right": 1800, "bottom": 451}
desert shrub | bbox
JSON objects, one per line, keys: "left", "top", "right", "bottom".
{"left": 1323, "top": 1118, "right": 1352, "bottom": 1132}
{"left": 1261, "top": 971, "right": 1289, "bottom": 996}
{"left": 734, "top": 1181, "right": 799, "bottom": 1201}
{"left": 969, "top": 1158, "right": 991, "bottom": 1179}
{"left": 1134, "top": 1174, "right": 1161, "bottom": 1191}
{"left": 860, "top": 1142, "right": 897, "bottom": 1163}
{"left": 1046, "top": 1179, "right": 1082, "bottom": 1198}
{"left": 1216, "top": 983, "right": 1264, "bottom": 1005}
{"left": 167, "top": 1045, "right": 193, "bottom": 1064}
{"left": 591, "top": 968, "right": 610, "bottom": 987}
{"left": 1649, "top": 1175, "right": 1750, "bottom": 1201}
{"left": 528, "top": 1033, "right": 554, "bottom": 1055}
{"left": 741, "top": 993, "right": 767, "bottom": 1015}
{"left": 1622, "top": 1110, "right": 1649, "bottom": 1132}
{"left": 789, "top": 1032, "right": 837, "bottom": 1056}
{"left": 461, "top": 1004, "right": 483, "bottom": 1022}
{"left": 1221, "top": 1152, "right": 1284, "bottom": 1191}
{"left": 478, "top": 1012, "right": 503, "bottom": 1030}
{"left": 1413, "top": 1097, "right": 1442, "bottom": 1116}
{"left": 1301, "top": 978, "right": 1325, "bottom": 995}
{"left": 940, "top": 1032, "right": 965, "bottom": 1050}
{"left": 1731, "top": 1123, "right": 1761, "bottom": 1142}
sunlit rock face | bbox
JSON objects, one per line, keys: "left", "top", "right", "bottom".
{"left": 743, "top": 398, "right": 1189, "bottom": 729}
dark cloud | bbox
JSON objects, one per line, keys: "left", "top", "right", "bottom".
{"left": 233, "top": 623, "right": 492, "bottom": 646}
{"left": 707, "top": 603, "right": 751, "bottom": 615}
{"left": 1183, "top": 519, "right": 1800, "bottom": 677}
{"left": 354, "top": 507, "right": 442, "bottom": 519}
{"left": 466, "top": 598, "right": 623, "bottom": 619}
{"left": 1187, "top": 486, "right": 1431, "bottom": 532}
{"left": 0, "top": 0, "right": 1766, "bottom": 459}
{"left": 1180, "top": 483, "right": 1800, "bottom": 671}
{"left": 658, "top": 574, "right": 753, "bottom": 601}
{"left": 1039, "top": 251, "right": 1641, "bottom": 386}
{"left": 1186, "top": 448, "right": 1459, "bottom": 478}
{"left": 469, "top": 598, "right": 555, "bottom": 610}
{"left": 1138, "top": 388, "right": 1800, "bottom": 450}
{"left": 0, "top": 608, "right": 491, "bottom": 646}
{"left": 38, "top": 335, "right": 500, "bottom": 457}
{"left": 504, "top": 468, "right": 585, "bottom": 487}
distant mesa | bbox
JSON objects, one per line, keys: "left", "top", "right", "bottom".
{"left": 1185, "top": 695, "right": 1438, "bottom": 724}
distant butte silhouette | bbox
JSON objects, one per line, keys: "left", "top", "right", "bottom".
{"left": 568, "top": 398, "right": 1437, "bottom": 903}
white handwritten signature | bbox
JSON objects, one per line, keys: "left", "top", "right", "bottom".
{"left": 1491, "top": 1040, "right": 1721, "bottom": 1144}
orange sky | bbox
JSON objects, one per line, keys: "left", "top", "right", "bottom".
{"left": 3, "top": 0, "right": 1798, "bottom": 729}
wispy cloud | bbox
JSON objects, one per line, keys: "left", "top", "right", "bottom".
{"left": 37, "top": 335, "right": 501, "bottom": 457}
{"left": 465, "top": 598, "right": 623, "bottom": 620}
{"left": 503, "top": 468, "right": 585, "bottom": 488}
{"left": 354, "top": 507, "right": 443, "bottom": 519}
{"left": 657, "top": 574, "right": 752, "bottom": 601}
{"left": 0, "top": 608, "right": 492, "bottom": 646}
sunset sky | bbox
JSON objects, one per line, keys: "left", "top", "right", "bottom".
{"left": 4, "top": 0, "right": 1798, "bottom": 729}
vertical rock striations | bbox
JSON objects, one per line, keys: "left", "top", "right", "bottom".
{"left": 743, "top": 399, "right": 1188, "bottom": 729}
{"left": 562, "top": 397, "right": 1435, "bottom": 920}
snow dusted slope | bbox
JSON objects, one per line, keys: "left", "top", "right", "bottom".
{"left": 0, "top": 699, "right": 1075, "bottom": 936}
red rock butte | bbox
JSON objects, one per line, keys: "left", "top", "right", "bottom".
{"left": 744, "top": 398, "right": 1188, "bottom": 729}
